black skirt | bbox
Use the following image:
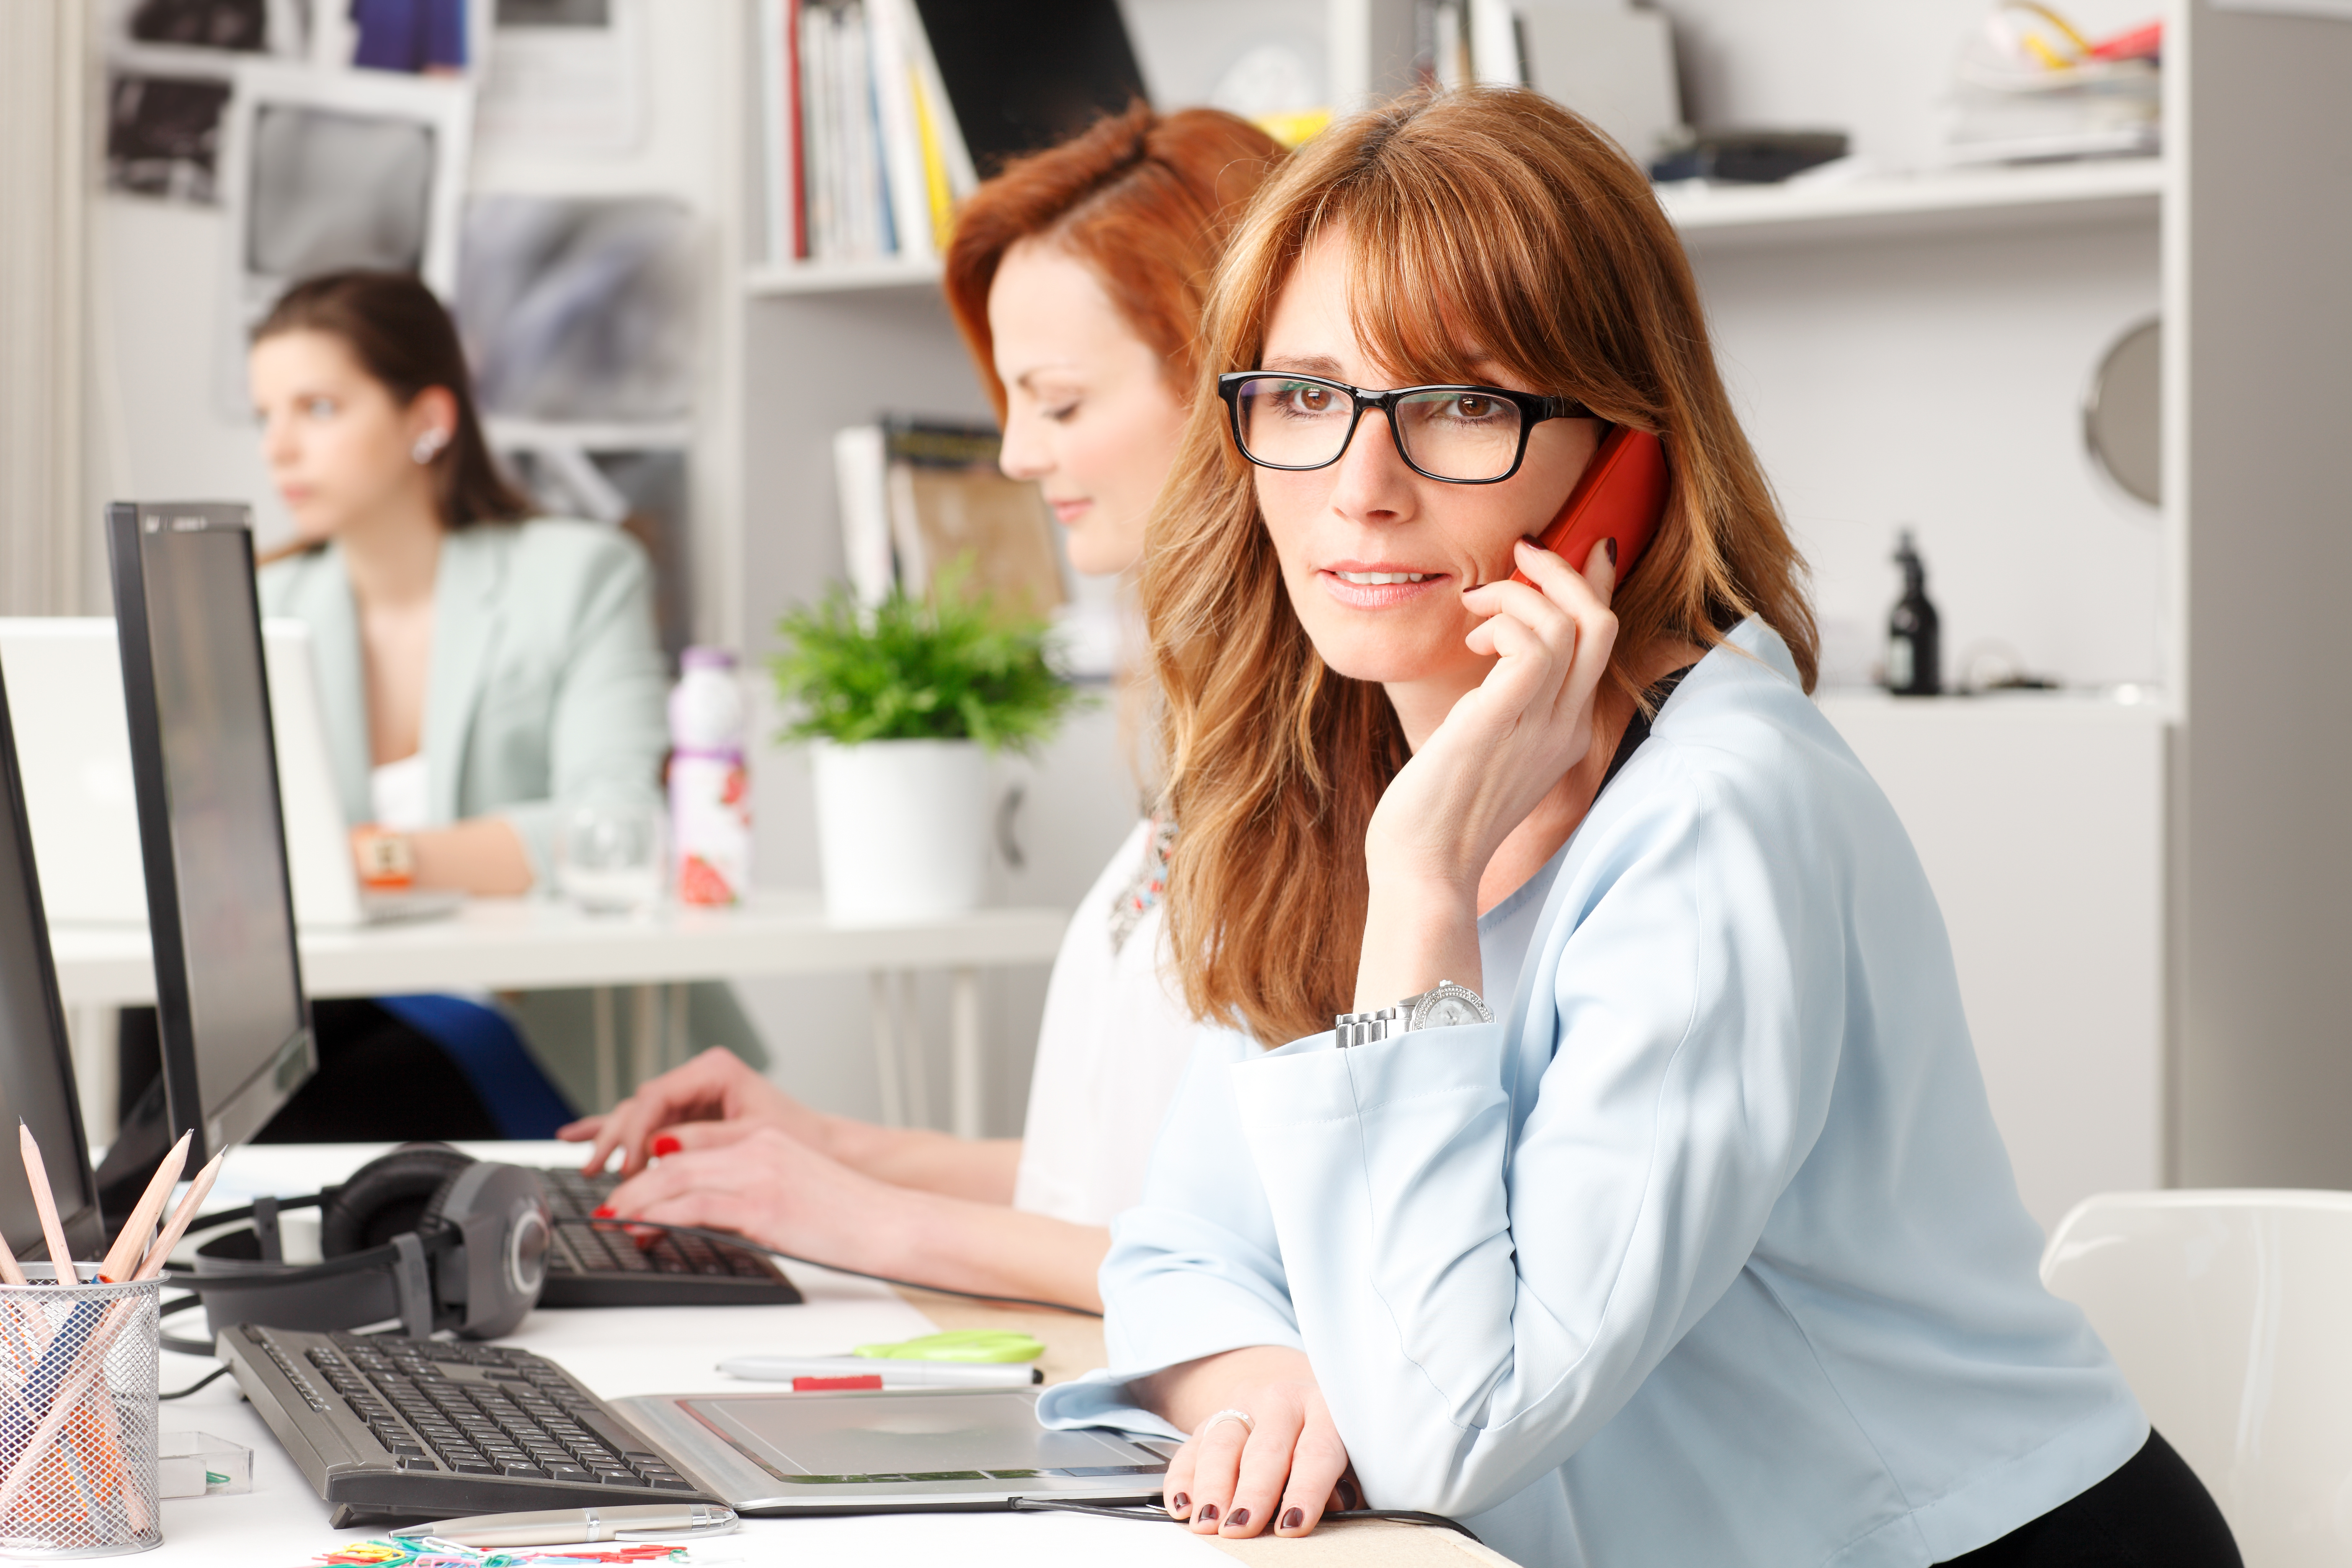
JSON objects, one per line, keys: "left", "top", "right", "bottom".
{"left": 1939, "top": 1430, "right": 2241, "bottom": 1567}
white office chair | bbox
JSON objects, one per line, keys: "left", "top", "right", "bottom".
{"left": 2041, "top": 1189, "right": 2352, "bottom": 1567}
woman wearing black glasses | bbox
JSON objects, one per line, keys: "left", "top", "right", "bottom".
{"left": 1034, "top": 88, "right": 2238, "bottom": 1568}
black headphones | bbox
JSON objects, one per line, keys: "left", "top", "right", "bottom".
{"left": 171, "top": 1143, "right": 552, "bottom": 1349}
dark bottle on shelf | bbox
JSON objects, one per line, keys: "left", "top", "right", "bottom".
{"left": 1887, "top": 529, "right": 1941, "bottom": 696}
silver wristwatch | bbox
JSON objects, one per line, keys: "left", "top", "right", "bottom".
{"left": 1334, "top": 980, "right": 1494, "bottom": 1048}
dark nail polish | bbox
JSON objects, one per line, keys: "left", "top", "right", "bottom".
{"left": 1198, "top": 1504, "right": 1218, "bottom": 1524}
{"left": 1170, "top": 1493, "right": 1188, "bottom": 1512}
{"left": 1283, "top": 1508, "right": 1304, "bottom": 1531}
{"left": 1227, "top": 1510, "right": 1249, "bottom": 1530}
{"left": 1604, "top": 536, "right": 1619, "bottom": 566}
{"left": 1520, "top": 534, "right": 1543, "bottom": 548}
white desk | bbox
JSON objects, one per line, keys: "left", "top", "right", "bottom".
{"left": 49, "top": 893, "right": 1069, "bottom": 1141}
{"left": 147, "top": 1142, "right": 1224, "bottom": 1567}
{"left": 145, "top": 1143, "right": 1501, "bottom": 1568}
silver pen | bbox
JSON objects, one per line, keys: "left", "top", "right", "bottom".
{"left": 390, "top": 1502, "right": 739, "bottom": 1547}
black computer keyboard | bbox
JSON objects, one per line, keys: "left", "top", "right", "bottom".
{"left": 220, "top": 1324, "right": 717, "bottom": 1524}
{"left": 536, "top": 1167, "right": 802, "bottom": 1308}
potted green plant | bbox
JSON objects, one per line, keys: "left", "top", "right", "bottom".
{"left": 771, "top": 575, "right": 1079, "bottom": 923}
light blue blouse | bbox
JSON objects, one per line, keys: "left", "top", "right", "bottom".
{"left": 1038, "top": 619, "right": 2146, "bottom": 1568}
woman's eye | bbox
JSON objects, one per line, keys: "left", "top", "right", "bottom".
{"left": 1045, "top": 402, "right": 1080, "bottom": 422}
{"left": 1276, "top": 384, "right": 1337, "bottom": 417}
{"left": 1451, "top": 395, "right": 1501, "bottom": 420}
{"left": 302, "top": 396, "right": 337, "bottom": 418}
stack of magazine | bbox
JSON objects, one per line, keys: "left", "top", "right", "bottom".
{"left": 759, "top": 0, "right": 976, "bottom": 266}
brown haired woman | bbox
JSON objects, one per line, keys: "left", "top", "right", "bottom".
{"left": 244, "top": 269, "right": 765, "bottom": 1138}
{"left": 571, "top": 106, "right": 1284, "bottom": 1313}
{"left": 1036, "top": 90, "right": 2239, "bottom": 1568}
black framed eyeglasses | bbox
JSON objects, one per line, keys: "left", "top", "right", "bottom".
{"left": 1216, "top": 371, "right": 1591, "bottom": 485}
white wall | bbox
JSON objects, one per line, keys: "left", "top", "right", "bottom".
{"left": 1693, "top": 220, "right": 2163, "bottom": 691}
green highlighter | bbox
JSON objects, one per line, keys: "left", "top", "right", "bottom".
{"left": 851, "top": 1329, "right": 1045, "bottom": 1363}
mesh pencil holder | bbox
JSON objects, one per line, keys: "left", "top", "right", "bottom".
{"left": 0, "top": 1268, "right": 160, "bottom": 1558}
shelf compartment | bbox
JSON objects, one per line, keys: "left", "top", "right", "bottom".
{"left": 745, "top": 256, "right": 947, "bottom": 297}
{"left": 1663, "top": 157, "right": 2163, "bottom": 251}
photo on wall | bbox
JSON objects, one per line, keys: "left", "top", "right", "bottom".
{"left": 104, "top": 70, "right": 234, "bottom": 202}
{"left": 212, "top": 59, "right": 475, "bottom": 413}
{"left": 111, "top": 0, "right": 310, "bottom": 57}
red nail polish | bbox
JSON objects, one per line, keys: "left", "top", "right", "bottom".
{"left": 651, "top": 1134, "right": 681, "bottom": 1158}
{"left": 1198, "top": 1504, "right": 1219, "bottom": 1524}
{"left": 1282, "top": 1507, "right": 1304, "bottom": 1530}
{"left": 591, "top": 1205, "right": 614, "bottom": 1219}
{"left": 1227, "top": 1509, "right": 1249, "bottom": 1530}
{"left": 1604, "top": 536, "right": 1619, "bottom": 567}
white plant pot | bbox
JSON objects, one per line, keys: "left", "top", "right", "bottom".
{"left": 811, "top": 738, "right": 990, "bottom": 923}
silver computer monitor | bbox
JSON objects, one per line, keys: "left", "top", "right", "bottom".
{"left": 0, "top": 656, "right": 107, "bottom": 1261}
{"left": 106, "top": 501, "right": 314, "bottom": 1167}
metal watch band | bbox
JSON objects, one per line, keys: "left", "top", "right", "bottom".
{"left": 1334, "top": 981, "right": 1493, "bottom": 1048}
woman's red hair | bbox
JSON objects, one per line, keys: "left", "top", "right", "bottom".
{"left": 943, "top": 103, "right": 1283, "bottom": 413}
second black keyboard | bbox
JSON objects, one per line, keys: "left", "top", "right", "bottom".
{"left": 536, "top": 1167, "right": 802, "bottom": 1308}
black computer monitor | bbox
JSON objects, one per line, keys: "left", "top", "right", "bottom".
{"left": 0, "top": 655, "right": 108, "bottom": 1262}
{"left": 106, "top": 502, "right": 313, "bottom": 1171}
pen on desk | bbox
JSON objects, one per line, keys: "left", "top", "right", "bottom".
{"left": 390, "top": 1503, "right": 740, "bottom": 1547}
{"left": 716, "top": 1354, "right": 1040, "bottom": 1388}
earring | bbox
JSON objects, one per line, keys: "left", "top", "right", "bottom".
{"left": 411, "top": 428, "right": 449, "bottom": 465}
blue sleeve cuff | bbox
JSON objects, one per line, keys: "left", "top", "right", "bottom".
{"left": 1034, "top": 1372, "right": 1188, "bottom": 1439}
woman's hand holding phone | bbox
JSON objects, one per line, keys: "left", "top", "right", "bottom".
{"left": 1354, "top": 538, "right": 1620, "bottom": 1008}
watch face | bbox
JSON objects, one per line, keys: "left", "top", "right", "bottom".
{"left": 1419, "top": 994, "right": 1487, "bottom": 1029}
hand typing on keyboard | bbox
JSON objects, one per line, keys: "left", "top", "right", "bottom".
{"left": 595, "top": 1126, "right": 896, "bottom": 1277}
{"left": 565, "top": 1048, "right": 1106, "bottom": 1315}
{"left": 560, "top": 1047, "right": 831, "bottom": 1177}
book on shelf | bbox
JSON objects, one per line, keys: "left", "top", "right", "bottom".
{"left": 758, "top": 0, "right": 1145, "bottom": 271}
{"left": 834, "top": 418, "right": 1068, "bottom": 619}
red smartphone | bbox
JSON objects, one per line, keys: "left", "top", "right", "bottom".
{"left": 1509, "top": 425, "right": 1668, "bottom": 588}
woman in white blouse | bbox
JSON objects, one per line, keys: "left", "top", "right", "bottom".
{"left": 1035, "top": 89, "right": 2238, "bottom": 1567}
{"left": 570, "top": 106, "right": 1285, "bottom": 1311}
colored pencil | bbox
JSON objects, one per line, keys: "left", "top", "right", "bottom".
{"left": 16, "top": 1127, "right": 71, "bottom": 1284}
{"left": 97, "top": 1132, "right": 188, "bottom": 1285}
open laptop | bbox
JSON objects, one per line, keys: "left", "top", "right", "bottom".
{"left": 261, "top": 621, "right": 462, "bottom": 928}
{"left": 0, "top": 618, "right": 456, "bottom": 929}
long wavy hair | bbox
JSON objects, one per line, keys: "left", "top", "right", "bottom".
{"left": 1150, "top": 88, "right": 1818, "bottom": 1047}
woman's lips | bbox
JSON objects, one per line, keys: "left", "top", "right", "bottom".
{"left": 1047, "top": 497, "right": 1091, "bottom": 526}
{"left": 1318, "top": 563, "right": 1446, "bottom": 609}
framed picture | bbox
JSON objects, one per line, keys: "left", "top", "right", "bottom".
{"left": 105, "top": 69, "right": 235, "bottom": 202}
{"left": 108, "top": 0, "right": 310, "bottom": 59}
{"left": 213, "top": 59, "right": 473, "bottom": 410}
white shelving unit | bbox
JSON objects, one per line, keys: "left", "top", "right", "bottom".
{"left": 695, "top": 0, "right": 2352, "bottom": 1184}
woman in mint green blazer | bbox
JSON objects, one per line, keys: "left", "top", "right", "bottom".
{"left": 244, "top": 269, "right": 760, "bottom": 1132}
{"left": 258, "top": 516, "right": 670, "bottom": 889}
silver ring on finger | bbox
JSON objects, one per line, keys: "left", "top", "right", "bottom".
{"left": 1197, "top": 1408, "right": 1255, "bottom": 1441}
